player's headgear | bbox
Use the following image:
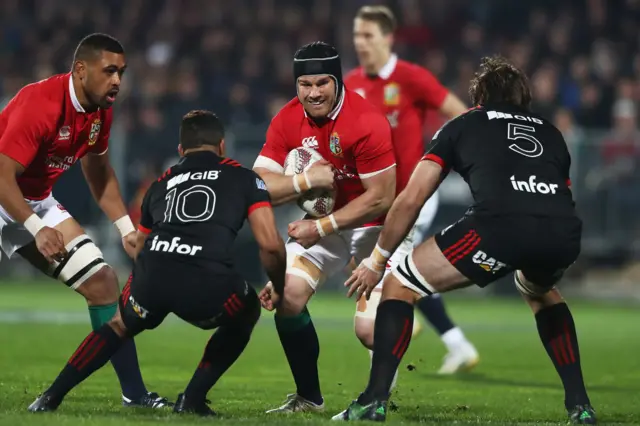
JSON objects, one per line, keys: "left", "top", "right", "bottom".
{"left": 293, "top": 41, "right": 343, "bottom": 99}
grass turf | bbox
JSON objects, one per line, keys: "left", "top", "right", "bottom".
{"left": 0, "top": 282, "right": 638, "bottom": 425}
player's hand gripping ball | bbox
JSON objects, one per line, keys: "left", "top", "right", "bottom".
{"left": 284, "top": 147, "right": 336, "bottom": 217}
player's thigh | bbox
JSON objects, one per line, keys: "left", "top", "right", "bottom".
{"left": 283, "top": 234, "right": 350, "bottom": 311}
{"left": 118, "top": 270, "right": 168, "bottom": 336}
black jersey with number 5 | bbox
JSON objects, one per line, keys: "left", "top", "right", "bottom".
{"left": 423, "top": 104, "right": 575, "bottom": 217}
{"left": 137, "top": 151, "right": 271, "bottom": 271}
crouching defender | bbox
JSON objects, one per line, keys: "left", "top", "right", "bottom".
{"left": 29, "top": 110, "right": 287, "bottom": 416}
{"left": 337, "top": 57, "right": 596, "bottom": 424}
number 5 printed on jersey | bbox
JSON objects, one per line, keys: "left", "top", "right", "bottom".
{"left": 507, "top": 123, "right": 543, "bottom": 158}
{"left": 164, "top": 185, "right": 216, "bottom": 223}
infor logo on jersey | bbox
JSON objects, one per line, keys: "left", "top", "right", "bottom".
{"left": 329, "top": 132, "right": 343, "bottom": 157}
{"left": 88, "top": 118, "right": 102, "bottom": 146}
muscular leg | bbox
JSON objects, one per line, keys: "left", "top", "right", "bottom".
{"left": 29, "top": 309, "right": 134, "bottom": 410}
{"left": 268, "top": 255, "right": 324, "bottom": 411}
{"left": 516, "top": 271, "right": 593, "bottom": 417}
{"left": 17, "top": 218, "right": 148, "bottom": 402}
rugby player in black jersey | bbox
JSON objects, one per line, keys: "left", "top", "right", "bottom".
{"left": 337, "top": 56, "right": 596, "bottom": 424}
{"left": 28, "top": 110, "right": 287, "bottom": 416}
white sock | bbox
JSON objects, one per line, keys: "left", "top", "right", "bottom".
{"left": 369, "top": 350, "right": 398, "bottom": 391}
{"left": 440, "top": 327, "right": 467, "bottom": 352}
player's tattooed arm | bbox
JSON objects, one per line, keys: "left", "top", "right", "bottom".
{"left": 378, "top": 160, "right": 442, "bottom": 256}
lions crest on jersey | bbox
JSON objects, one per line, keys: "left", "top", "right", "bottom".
{"left": 329, "top": 132, "right": 343, "bottom": 157}
{"left": 88, "top": 118, "right": 102, "bottom": 146}
{"left": 384, "top": 82, "right": 400, "bottom": 106}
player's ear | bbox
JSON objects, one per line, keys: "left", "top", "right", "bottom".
{"left": 177, "top": 144, "right": 184, "bottom": 157}
{"left": 73, "top": 60, "right": 87, "bottom": 80}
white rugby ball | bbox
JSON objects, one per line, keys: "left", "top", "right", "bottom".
{"left": 283, "top": 147, "right": 336, "bottom": 218}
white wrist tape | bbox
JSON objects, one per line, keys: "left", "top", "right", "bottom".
{"left": 315, "top": 214, "right": 338, "bottom": 238}
{"left": 24, "top": 214, "right": 46, "bottom": 237}
{"left": 370, "top": 243, "right": 391, "bottom": 269}
{"left": 114, "top": 215, "right": 135, "bottom": 238}
{"left": 292, "top": 171, "right": 312, "bottom": 194}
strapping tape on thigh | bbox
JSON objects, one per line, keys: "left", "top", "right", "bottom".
{"left": 392, "top": 251, "right": 437, "bottom": 298}
{"left": 49, "top": 234, "right": 108, "bottom": 290}
{"left": 287, "top": 255, "right": 324, "bottom": 289}
{"left": 514, "top": 271, "right": 553, "bottom": 296}
{"left": 355, "top": 290, "right": 381, "bottom": 319}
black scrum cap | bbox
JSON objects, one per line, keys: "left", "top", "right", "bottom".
{"left": 293, "top": 41, "right": 343, "bottom": 98}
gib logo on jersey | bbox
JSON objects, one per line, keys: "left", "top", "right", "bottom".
{"left": 472, "top": 250, "right": 508, "bottom": 274}
{"left": 486, "top": 111, "right": 543, "bottom": 124}
{"left": 150, "top": 236, "right": 203, "bottom": 256}
{"left": 87, "top": 118, "right": 102, "bottom": 146}
{"left": 167, "top": 170, "right": 220, "bottom": 189}
{"left": 510, "top": 175, "right": 559, "bottom": 195}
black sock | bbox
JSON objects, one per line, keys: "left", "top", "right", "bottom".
{"left": 359, "top": 299, "right": 414, "bottom": 405}
{"left": 274, "top": 307, "right": 322, "bottom": 405}
{"left": 183, "top": 322, "right": 255, "bottom": 401}
{"left": 535, "top": 303, "right": 590, "bottom": 409}
{"left": 47, "top": 324, "right": 124, "bottom": 399}
{"left": 110, "top": 338, "right": 147, "bottom": 399}
{"left": 415, "top": 294, "right": 455, "bottom": 335}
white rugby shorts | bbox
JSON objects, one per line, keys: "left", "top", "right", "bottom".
{"left": 0, "top": 195, "right": 72, "bottom": 259}
{"left": 286, "top": 226, "right": 381, "bottom": 290}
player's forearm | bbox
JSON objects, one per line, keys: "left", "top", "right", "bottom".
{"left": 331, "top": 188, "right": 393, "bottom": 231}
{"left": 254, "top": 170, "right": 300, "bottom": 206}
{"left": 0, "top": 173, "right": 36, "bottom": 224}
{"left": 88, "top": 167, "right": 128, "bottom": 222}
{"left": 377, "top": 192, "right": 424, "bottom": 255}
{"left": 260, "top": 243, "right": 287, "bottom": 296}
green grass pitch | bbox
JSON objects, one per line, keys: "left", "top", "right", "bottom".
{"left": 0, "top": 281, "right": 638, "bottom": 425}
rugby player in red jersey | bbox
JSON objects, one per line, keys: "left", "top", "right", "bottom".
{"left": 0, "top": 33, "right": 168, "bottom": 409}
{"left": 253, "top": 42, "right": 396, "bottom": 413}
{"left": 344, "top": 5, "right": 478, "bottom": 378}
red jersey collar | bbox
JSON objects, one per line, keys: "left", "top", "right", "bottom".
{"left": 68, "top": 73, "right": 86, "bottom": 113}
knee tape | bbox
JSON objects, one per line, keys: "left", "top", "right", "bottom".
{"left": 355, "top": 290, "right": 381, "bottom": 320}
{"left": 49, "top": 235, "right": 108, "bottom": 290}
{"left": 514, "top": 271, "right": 555, "bottom": 296}
{"left": 286, "top": 254, "right": 325, "bottom": 290}
{"left": 392, "top": 250, "right": 437, "bottom": 298}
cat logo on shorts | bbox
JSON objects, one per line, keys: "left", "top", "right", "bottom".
{"left": 129, "top": 295, "right": 149, "bottom": 319}
{"left": 88, "top": 118, "right": 102, "bottom": 146}
{"left": 329, "top": 132, "right": 343, "bottom": 158}
{"left": 384, "top": 82, "right": 400, "bottom": 106}
{"left": 472, "top": 250, "right": 508, "bottom": 274}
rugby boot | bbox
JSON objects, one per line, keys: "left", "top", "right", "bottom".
{"left": 266, "top": 393, "right": 325, "bottom": 413}
{"left": 568, "top": 404, "right": 597, "bottom": 424}
{"left": 437, "top": 341, "right": 480, "bottom": 374}
{"left": 28, "top": 392, "right": 62, "bottom": 412}
{"left": 122, "top": 391, "right": 172, "bottom": 408}
{"left": 173, "top": 393, "right": 216, "bottom": 416}
{"left": 332, "top": 399, "right": 387, "bottom": 421}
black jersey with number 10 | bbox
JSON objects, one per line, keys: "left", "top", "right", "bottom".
{"left": 424, "top": 104, "right": 576, "bottom": 218}
{"left": 137, "top": 151, "right": 271, "bottom": 271}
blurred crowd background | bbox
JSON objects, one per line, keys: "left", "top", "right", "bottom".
{"left": 1, "top": 0, "right": 639, "bottom": 299}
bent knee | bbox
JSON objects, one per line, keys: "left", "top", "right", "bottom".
{"left": 278, "top": 275, "right": 315, "bottom": 315}
{"left": 80, "top": 266, "right": 120, "bottom": 306}
{"left": 354, "top": 317, "right": 375, "bottom": 349}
